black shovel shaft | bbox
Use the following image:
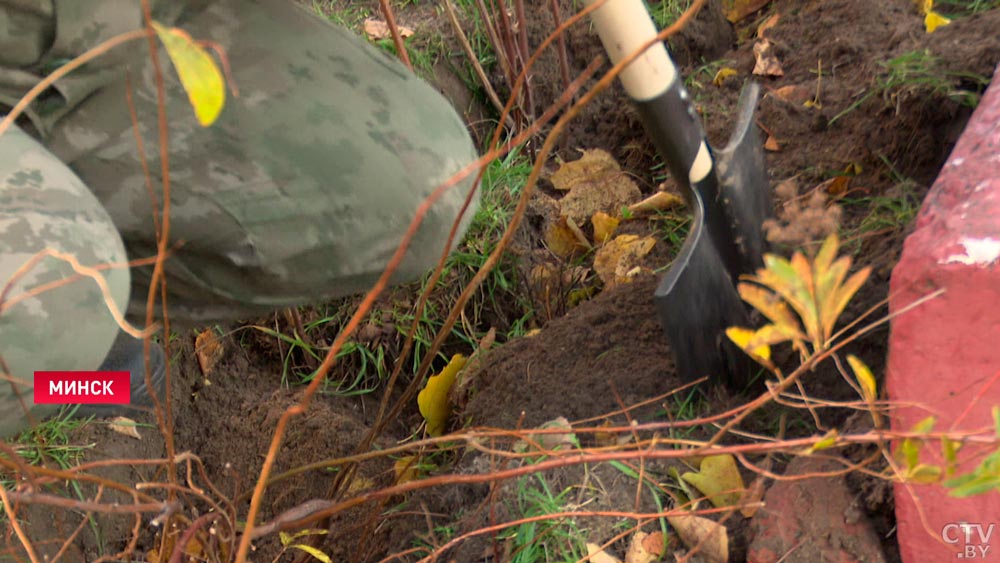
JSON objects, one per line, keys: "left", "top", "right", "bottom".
{"left": 585, "top": 0, "right": 743, "bottom": 281}
{"left": 586, "top": 0, "right": 766, "bottom": 388}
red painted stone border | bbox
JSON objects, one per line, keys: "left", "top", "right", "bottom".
{"left": 887, "top": 63, "right": 1000, "bottom": 563}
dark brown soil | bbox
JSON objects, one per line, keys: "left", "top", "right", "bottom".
{"left": 6, "top": 1, "right": 1000, "bottom": 562}
{"left": 465, "top": 275, "right": 676, "bottom": 430}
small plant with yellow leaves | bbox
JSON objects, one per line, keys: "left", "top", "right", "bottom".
{"left": 725, "top": 233, "right": 870, "bottom": 367}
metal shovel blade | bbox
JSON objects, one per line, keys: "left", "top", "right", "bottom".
{"left": 655, "top": 82, "right": 772, "bottom": 389}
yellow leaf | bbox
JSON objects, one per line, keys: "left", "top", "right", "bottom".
{"left": 820, "top": 175, "right": 849, "bottom": 196}
{"left": 807, "top": 429, "right": 840, "bottom": 453}
{"left": 712, "top": 67, "right": 739, "bottom": 87}
{"left": 914, "top": 0, "right": 933, "bottom": 14}
{"left": 544, "top": 216, "right": 588, "bottom": 259}
{"left": 345, "top": 475, "right": 375, "bottom": 494}
{"left": 925, "top": 10, "right": 951, "bottom": 33}
{"left": 290, "top": 544, "right": 333, "bottom": 563}
{"left": 553, "top": 150, "right": 642, "bottom": 224}
{"left": 736, "top": 283, "right": 804, "bottom": 339}
{"left": 666, "top": 513, "right": 729, "bottom": 563}
{"left": 681, "top": 454, "right": 746, "bottom": 508}
{"left": 942, "top": 438, "right": 962, "bottom": 476}
{"left": 592, "top": 211, "right": 620, "bottom": 244}
{"left": 394, "top": 455, "right": 422, "bottom": 484}
{"left": 550, "top": 149, "right": 620, "bottom": 191}
{"left": 280, "top": 529, "right": 328, "bottom": 546}
{"left": 847, "top": 355, "right": 876, "bottom": 402}
{"left": 907, "top": 463, "right": 943, "bottom": 484}
{"left": 151, "top": 22, "right": 225, "bottom": 126}
{"left": 828, "top": 266, "right": 871, "bottom": 338}
{"left": 725, "top": 327, "right": 771, "bottom": 361}
{"left": 593, "top": 235, "right": 656, "bottom": 287}
{"left": 417, "top": 354, "right": 466, "bottom": 436}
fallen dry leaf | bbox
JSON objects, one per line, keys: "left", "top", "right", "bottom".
{"left": 551, "top": 149, "right": 642, "bottom": 224}
{"left": 712, "top": 67, "right": 739, "bottom": 87}
{"left": 363, "top": 18, "right": 414, "bottom": 40}
{"left": 756, "top": 12, "right": 781, "bottom": 38}
{"left": 641, "top": 532, "right": 665, "bottom": 556}
{"left": 593, "top": 235, "right": 656, "bottom": 287}
{"left": 535, "top": 416, "right": 576, "bottom": 450}
{"left": 769, "top": 84, "right": 812, "bottom": 105}
{"left": 627, "top": 191, "right": 684, "bottom": 216}
{"left": 681, "top": 454, "right": 747, "bottom": 508}
{"left": 764, "top": 136, "right": 780, "bottom": 152}
{"left": 544, "top": 216, "right": 589, "bottom": 259}
{"left": 345, "top": 475, "right": 375, "bottom": 494}
{"left": 394, "top": 456, "right": 422, "bottom": 484}
{"left": 723, "top": 0, "right": 772, "bottom": 23}
{"left": 592, "top": 211, "right": 620, "bottom": 244}
{"left": 108, "top": 416, "right": 141, "bottom": 440}
{"left": 666, "top": 514, "right": 728, "bottom": 563}
{"left": 566, "top": 216, "right": 592, "bottom": 249}
{"left": 586, "top": 543, "right": 623, "bottom": 563}
{"left": 624, "top": 531, "right": 661, "bottom": 563}
{"left": 594, "top": 420, "right": 617, "bottom": 447}
{"left": 550, "top": 149, "right": 619, "bottom": 191}
{"left": 820, "top": 175, "right": 850, "bottom": 196}
{"left": 195, "top": 329, "right": 224, "bottom": 376}
{"left": 752, "top": 39, "right": 784, "bottom": 77}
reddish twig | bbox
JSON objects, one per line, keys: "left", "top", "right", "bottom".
{"left": 378, "top": 0, "right": 413, "bottom": 71}
{"left": 549, "top": 0, "right": 572, "bottom": 94}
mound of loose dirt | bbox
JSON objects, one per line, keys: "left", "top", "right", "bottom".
{"left": 463, "top": 276, "right": 676, "bottom": 430}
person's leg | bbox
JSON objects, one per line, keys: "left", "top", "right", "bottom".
{"left": 0, "top": 124, "right": 131, "bottom": 437}
{"left": 45, "top": 0, "right": 482, "bottom": 324}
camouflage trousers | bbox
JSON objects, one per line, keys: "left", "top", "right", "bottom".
{"left": 0, "top": 0, "right": 479, "bottom": 437}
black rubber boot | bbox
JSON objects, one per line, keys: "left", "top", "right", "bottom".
{"left": 73, "top": 331, "right": 168, "bottom": 418}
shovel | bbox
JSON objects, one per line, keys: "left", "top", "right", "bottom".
{"left": 585, "top": 0, "right": 773, "bottom": 389}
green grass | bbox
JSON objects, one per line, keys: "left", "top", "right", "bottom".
{"left": 935, "top": 0, "right": 1000, "bottom": 16}
{"left": 646, "top": 0, "right": 693, "bottom": 30}
{"left": 839, "top": 156, "right": 922, "bottom": 254}
{"left": 830, "top": 49, "right": 989, "bottom": 125}
{"left": 504, "top": 471, "right": 588, "bottom": 563}
{"left": 10, "top": 409, "right": 93, "bottom": 469}
{"left": 650, "top": 209, "right": 692, "bottom": 266}
{"left": 260, "top": 143, "right": 533, "bottom": 396}
{"left": 658, "top": 387, "right": 709, "bottom": 443}
{"left": 0, "top": 410, "right": 98, "bottom": 537}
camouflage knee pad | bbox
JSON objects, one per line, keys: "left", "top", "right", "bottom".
{"left": 0, "top": 125, "right": 131, "bottom": 437}
{"left": 42, "top": 0, "right": 481, "bottom": 323}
